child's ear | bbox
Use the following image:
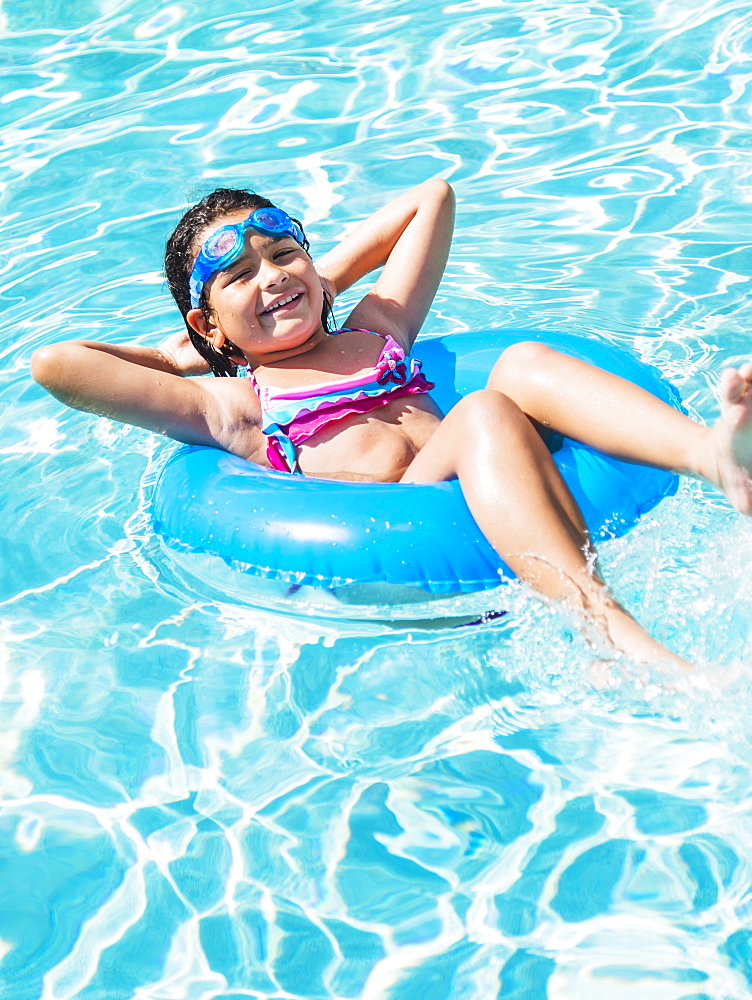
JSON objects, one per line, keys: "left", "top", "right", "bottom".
{"left": 186, "top": 307, "right": 223, "bottom": 348}
{"left": 186, "top": 308, "right": 247, "bottom": 365}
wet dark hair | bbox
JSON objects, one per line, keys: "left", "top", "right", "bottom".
{"left": 164, "top": 187, "right": 335, "bottom": 376}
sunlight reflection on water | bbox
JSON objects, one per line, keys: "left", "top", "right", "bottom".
{"left": 3, "top": 1, "right": 752, "bottom": 997}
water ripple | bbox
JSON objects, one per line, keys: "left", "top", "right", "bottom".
{"left": 4, "top": 1, "right": 752, "bottom": 997}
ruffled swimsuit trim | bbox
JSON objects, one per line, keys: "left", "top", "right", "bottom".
{"left": 247, "top": 329, "right": 434, "bottom": 473}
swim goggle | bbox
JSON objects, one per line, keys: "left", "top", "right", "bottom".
{"left": 189, "top": 206, "right": 307, "bottom": 308}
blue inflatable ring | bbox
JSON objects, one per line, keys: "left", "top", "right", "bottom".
{"left": 152, "top": 330, "right": 680, "bottom": 606}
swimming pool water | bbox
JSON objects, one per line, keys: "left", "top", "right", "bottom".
{"left": 3, "top": 1, "right": 752, "bottom": 997}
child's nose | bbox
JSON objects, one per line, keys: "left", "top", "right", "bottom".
{"left": 259, "top": 259, "right": 287, "bottom": 286}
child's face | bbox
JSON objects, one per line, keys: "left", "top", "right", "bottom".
{"left": 188, "top": 209, "right": 325, "bottom": 365}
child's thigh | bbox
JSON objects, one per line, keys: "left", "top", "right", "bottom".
{"left": 400, "top": 389, "right": 532, "bottom": 484}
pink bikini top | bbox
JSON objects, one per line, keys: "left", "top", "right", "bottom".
{"left": 247, "top": 329, "right": 434, "bottom": 473}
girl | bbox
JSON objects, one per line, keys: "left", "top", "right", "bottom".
{"left": 31, "top": 179, "right": 752, "bottom": 668}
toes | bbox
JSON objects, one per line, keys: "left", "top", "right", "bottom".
{"left": 721, "top": 367, "right": 752, "bottom": 407}
{"left": 721, "top": 368, "right": 744, "bottom": 405}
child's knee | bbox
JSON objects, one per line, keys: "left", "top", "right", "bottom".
{"left": 451, "top": 388, "right": 526, "bottom": 428}
{"left": 491, "top": 340, "right": 558, "bottom": 384}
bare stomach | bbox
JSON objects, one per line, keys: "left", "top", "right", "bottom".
{"left": 296, "top": 395, "right": 444, "bottom": 482}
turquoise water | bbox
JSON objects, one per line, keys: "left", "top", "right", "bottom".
{"left": 4, "top": 0, "right": 752, "bottom": 997}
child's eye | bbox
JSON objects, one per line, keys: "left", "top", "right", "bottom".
{"left": 274, "top": 248, "right": 296, "bottom": 261}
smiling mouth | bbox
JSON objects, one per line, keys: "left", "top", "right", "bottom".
{"left": 261, "top": 292, "right": 302, "bottom": 315}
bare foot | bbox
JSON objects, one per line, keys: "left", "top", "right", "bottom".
{"left": 550, "top": 572, "right": 694, "bottom": 671}
{"left": 602, "top": 606, "right": 692, "bottom": 672}
{"left": 706, "top": 362, "right": 752, "bottom": 514}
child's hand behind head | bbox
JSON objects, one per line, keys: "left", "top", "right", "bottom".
{"left": 159, "top": 331, "right": 212, "bottom": 376}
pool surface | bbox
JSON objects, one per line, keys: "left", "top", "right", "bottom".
{"left": 3, "top": 1, "right": 752, "bottom": 997}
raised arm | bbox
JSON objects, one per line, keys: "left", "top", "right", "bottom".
{"left": 30, "top": 336, "right": 233, "bottom": 449}
{"left": 316, "top": 178, "right": 455, "bottom": 350}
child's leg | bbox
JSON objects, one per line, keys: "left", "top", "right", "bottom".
{"left": 489, "top": 341, "right": 752, "bottom": 514}
{"left": 402, "top": 390, "right": 689, "bottom": 669}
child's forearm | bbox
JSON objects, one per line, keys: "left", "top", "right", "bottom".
{"left": 85, "top": 340, "right": 185, "bottom": 373}
{"left": 317, "top": 179, "right": 454, "bottom": 295}
{"left": 32, "top": 333, "right": 209, "bottom": 394}
{"left": 85, "top": 335, "right": 209, "bottom": 376}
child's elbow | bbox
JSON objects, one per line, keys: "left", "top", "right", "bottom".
{"left": 31, "top": 344, "right": 58, "bottom": 388}
{"left": 31, "top": 341, "right": 80, "bottom": 391}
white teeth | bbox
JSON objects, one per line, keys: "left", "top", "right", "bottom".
{"left": 264, "top": 293, "right": 300, "bottom": 313}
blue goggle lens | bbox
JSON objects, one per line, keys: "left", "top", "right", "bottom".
{"left": 204, "top": 227, "right": 242, "bottom": 259}
{"left": 252, "top": 207, "right": 290, "bottom": 232}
